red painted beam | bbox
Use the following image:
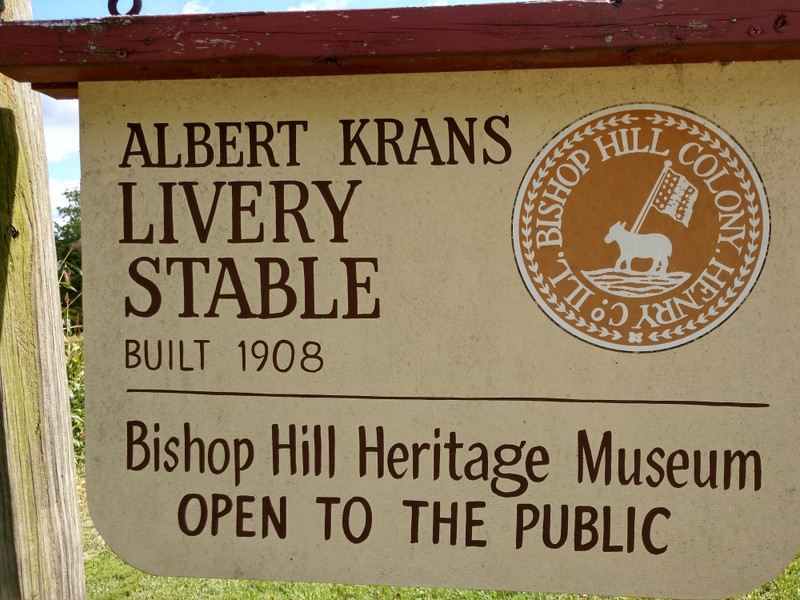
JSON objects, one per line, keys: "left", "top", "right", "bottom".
{"left": 1, "top": 0, "right": 799, "bottom": 99}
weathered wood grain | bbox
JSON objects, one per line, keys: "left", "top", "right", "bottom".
{"left": 0, "top": 1, "right": 85, "bottom": 598}
{"left": 0, "top": 0, "right": 798, "bottom": 99}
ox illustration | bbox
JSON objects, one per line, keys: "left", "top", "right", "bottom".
{"left": 604, "top": 221, "right": 672, "bottom": 273}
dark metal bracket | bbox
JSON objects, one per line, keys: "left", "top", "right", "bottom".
{"left": 108, "top": 0, "right": 142, "bottom": 16}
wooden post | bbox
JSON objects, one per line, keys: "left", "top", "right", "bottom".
{"left": 0, "top": 0, "right": 85, "bottom": 598}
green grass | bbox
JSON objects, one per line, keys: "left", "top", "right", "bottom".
{"left": 77, "top": 475, "right": 800, "bottom": 600}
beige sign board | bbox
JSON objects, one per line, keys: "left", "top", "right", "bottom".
{"left": 82, "top": 61, "right": 799, "bottom": 599}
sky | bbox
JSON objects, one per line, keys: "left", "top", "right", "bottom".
{"left": 33, "top": 0, "right": 513, "bottom": 221}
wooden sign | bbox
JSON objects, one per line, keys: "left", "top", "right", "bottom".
{"left": 80, "top": 61, "right": 800, "bottom": 598}
{"left": 3, "top": 2, "right": 800, "bottom": 598}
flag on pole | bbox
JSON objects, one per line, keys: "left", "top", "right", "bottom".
{"left": 651, "top": 167, "right": 698, "bottom": 227}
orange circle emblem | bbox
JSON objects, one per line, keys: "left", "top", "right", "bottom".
{"left": 513, "top": 104, "right": 769, "bottom": 352}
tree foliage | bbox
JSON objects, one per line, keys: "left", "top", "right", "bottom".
{"left": 54, "top": 187, "right": 85, "bottom": 460}
{"left": 54, "top": 187, "right": 82, "bottom": 325}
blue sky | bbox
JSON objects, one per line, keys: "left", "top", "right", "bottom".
{"left": 34, "top": 0, "right": 511, "bottom": 220}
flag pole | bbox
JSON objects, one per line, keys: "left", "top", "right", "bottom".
{"left": 631, "top": 160, "right": 672, "bottom": 234}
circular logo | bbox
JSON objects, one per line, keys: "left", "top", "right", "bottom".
{"left": 513, "top": 104, "right": 770, "bottom": 352}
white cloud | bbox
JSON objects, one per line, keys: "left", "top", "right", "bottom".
{"left": 428, "top": 0, "right": 449, "bottom": 4}
{"left": 182, "top": 0, "right": 212, "bottom": 14}
{"left": 49, "top": 179, "right": 80, "bottom": 225}
{"left": 288, "top": 0, "right": 348, "bottom": 11}
{"left": 41, "top": 96, "right": 79, "bottom": 164}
